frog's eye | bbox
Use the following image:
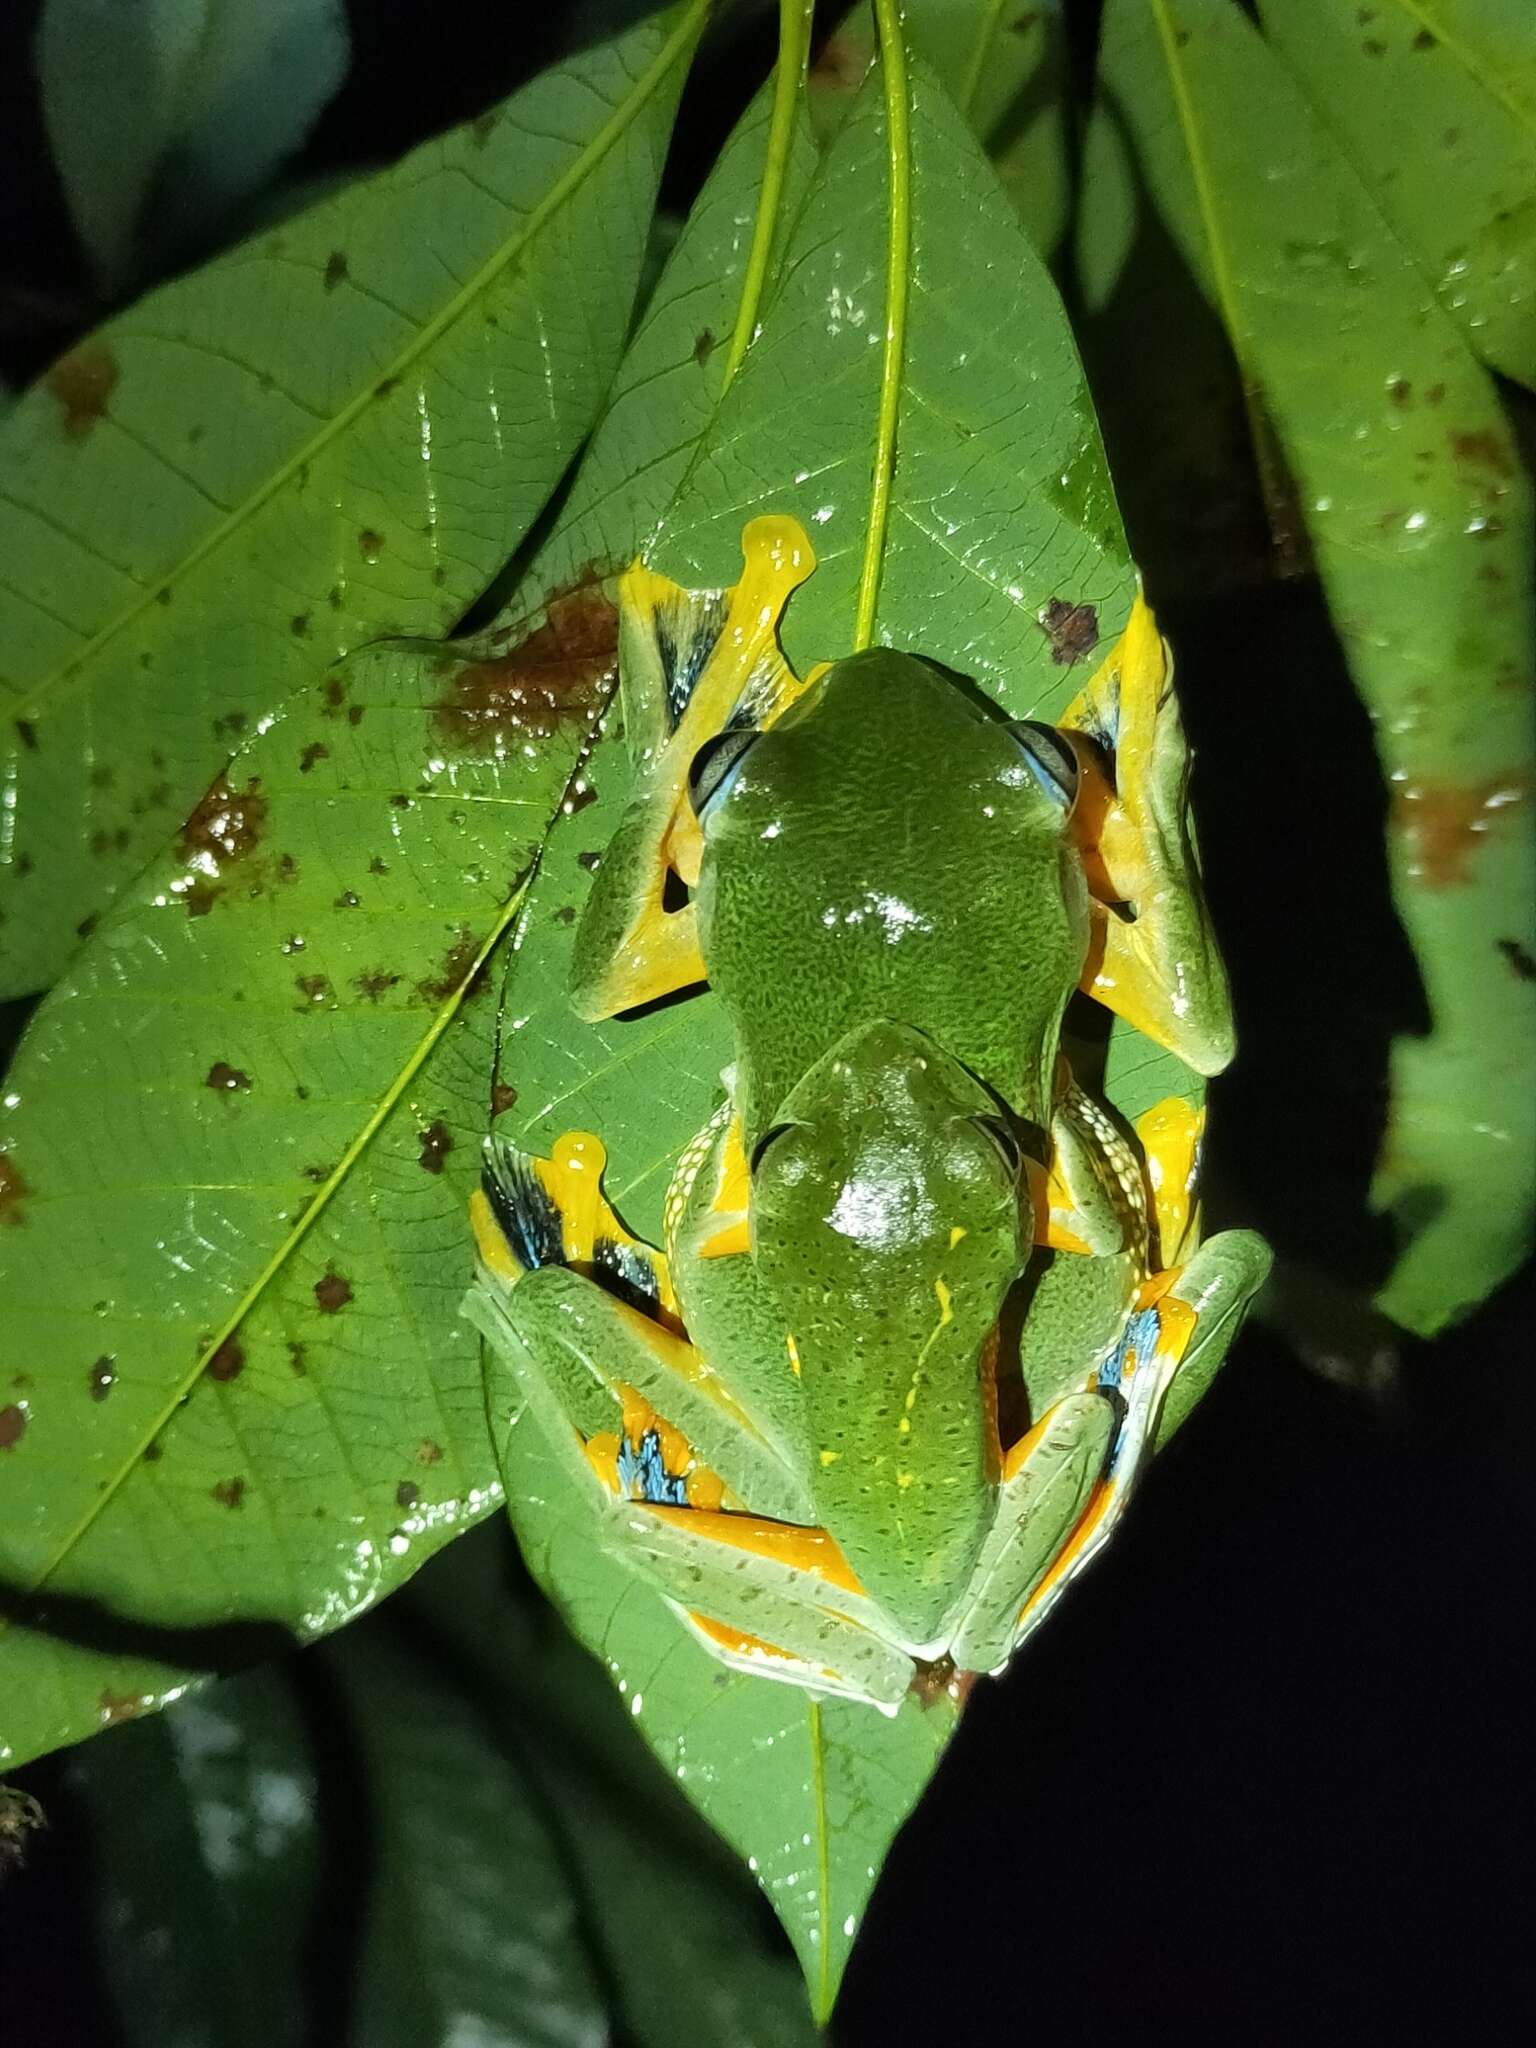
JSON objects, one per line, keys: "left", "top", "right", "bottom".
{"left": 1006, "top": 720, "right": 1078, "bottom": 809}
{"left": 687, "top": 727, "right": 759, "bottom": 821}
{"left": 974, "top": 1115, "right": 1023, "bottom": 1175}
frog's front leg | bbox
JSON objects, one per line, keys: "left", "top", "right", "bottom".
{"left": 1059, "top": 595, "right": 1235, "bottom": 1076}
{"left": 468, "top": 1131, "right": 916, "bottom": 1710}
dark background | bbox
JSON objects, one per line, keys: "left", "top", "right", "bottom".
{"left": 3, "top": 1, "right": 1533, "bottom": 2040}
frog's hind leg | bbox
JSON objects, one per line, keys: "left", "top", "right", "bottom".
{"left": 569, "top": 518, "right": 819, "bottom": 1021}
{"left": 1058, "top": 594, "right": 1235, "bottom": 1077}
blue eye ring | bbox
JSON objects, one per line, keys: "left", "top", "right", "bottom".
{"left": 687, "top": 726, "right": 758, "bottom": 821}
{"left": 1006, "top": 719, "right": 1079, "bottom": 809}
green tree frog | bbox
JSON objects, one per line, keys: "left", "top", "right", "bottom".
{"left": 468, "top": 520, "right": 1268, "bottom": 1709}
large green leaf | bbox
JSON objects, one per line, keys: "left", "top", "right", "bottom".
{"left": 0, "top": 613, "right": 602, "bottom": 1767}
{"left": 1087, "top": 0, "right": 1534, "bottom": 1332}
{"left": 62, "top": 1526, "right": 816, "bottom": 2047}
{"left": 0, "top": 4, "right": 703, "bottom": 998}
{"left": 1258, "top": 0, "right": 1536, "bottom": 391}
{"left": 488, "top": 33, "right": 1195, "bottom": 2020}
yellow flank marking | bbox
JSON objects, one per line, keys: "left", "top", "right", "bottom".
{"left": 644, "top": 1505, "right": 864, "bottom": 1594}
{"left": 469, "top": 1187, "right": 522, "bottom": 1284}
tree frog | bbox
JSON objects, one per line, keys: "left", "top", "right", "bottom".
{"left": 468, "top": 521, "right": 1268, "bottom": 1709}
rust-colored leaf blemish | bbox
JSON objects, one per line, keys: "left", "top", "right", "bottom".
{"left": 418, "top": 1120, "right": 453, "bottom": 1174}
{"left": 375, "top": 374, "right": 400, "bottom": 399}
{"left": 354, "top": 968, "right": 400, "bottom": 1002}
{"left": 98, "top": 1689, "right": 142, "bottom": 1724}
{"left": 322, "top": 677, "right": 347, "bottom": 714}
{"left": 182, "top": 878, "right": 223, "bottom": 918}
{"left": 179, "top": 777, "right": 268, "bottom": 866}
{"left": 324, "top": 250, "right": 349, "bottom": 290}
{"left": 576, "top": 850, "right": 602, "bottom": 872}
{"left": 207, "top": 1337, "right": 245, "bottom": 1383}
{"left": 142, "top": 1440, "right": 163, "bottom": 1462}
{"left": 88, "top": 1356, "right": 116, "bottom": 1402}
{"left": 314, "top": 1269, "right": 353, "bottom": 1313}
{"left": 551, "top": 903, "right": 576, "bottom": 926}
{"left": 15, "top": 718, "right": 39, "bottom": 753}
{"left": 359, "top": 529, "right": 384, "bottom": 563}
{"left": 436, "top": 576, "right": 618, "bottom": 754}
{"left": 1395, "top": 774, "right": 1529, "bottom": 887}
{"left": 288, "top": 1342, "right": 308, "bottom": 1375}
{"left": 295, "top": 974, "right": 334, "bottom": 1008}
{"left": 1412, "top": 26, "right": 1436, "bottom": 48}
{"left": 693, "top": 328, "right": 715, "bottom": 365}
{"left": 415, "top": 1438, "right": 443, "bottom": 1466}
{"left": 1498, "top": 937, "right": 1536, "bottom": 982}
{"left": 395, "top": 1480, "right": 421, "bottom": 1509}
{"left": 415, "top": 928, "right": 479, "bottom": 1004}
{"left": 347, "top": 703, "right": 364, "bottom": 727}
{"left": 211, "top": 1477, "right": 246, "bottom": 1509}
{"left": 565, "top": 781, "right": 598, "bottom": 817}
{"left": 1449, "top": 428, "right": 1513, "bottom": 478}
{"left": 0, "top": 1156, "right": 30, "bottom": 1227}
{"left": 491, "top": 1081, "right": 519, "bottom": 1117}
{"left": 334, "top": 890, "right": 360, "bottom": 910}
{"left": 291, "top": 612, "right": 311, "bottom": 638}
{"left": 205, "top": 1062, "right": 251, "bottom": 1092}
{"left": 301, "top": 1164, "right": 334, "bottom": 1184}
{"left": 277, "top": 853, "right": 299, "bottom": 884}
{"left": 0, "top": 1404, "right": 27, "bottom": 1450}
{"left": 299, "top": 742, "right": 329, "bottom": 774}
{"left": 368, "top": 855, "right": 389, "bottom": 875}
{"left": 810, "top": 27, "right": 865, "bottom": 87}
{"left": 48, "top": 342, "right": 118, "bottom": 437}
{"left": 1388, "top": 378, "right": 1411, "bottom": 407}
{"left": 1038, "top": 598, "right": 1099, "bottom": 665}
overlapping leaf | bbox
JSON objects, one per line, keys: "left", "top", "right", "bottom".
{"left": 1087, "top": 0, "right": 1534, "bottom": 1333}
{"left": 63, "top": 1525, "right": 817, "bottom": 2047}
{"left": 1259, "top": 0, "right": 1536, "bottom": 390}
{"left": 488, "top": 40, "right": 1192, "bottom": 2017}
{"left": 0, "top": 5, "right": 702, "bottom": 997}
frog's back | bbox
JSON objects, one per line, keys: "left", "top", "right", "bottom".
{"left": 696, "top": 650, "right": 1089, "bottom": 1142}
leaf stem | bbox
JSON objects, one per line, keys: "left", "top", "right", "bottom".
{"left": 722, "top": 0, "right": 815, "bottom": 388}
{"left": 853, "top": 0, "right": 912, "bottom": 652}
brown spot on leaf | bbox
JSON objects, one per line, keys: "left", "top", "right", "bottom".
{"left": 415, "top": 1438, "right": 443, "bottom": 1466}
{"left": 395, "top": 1480, "right": 420, "bottom": 1509}
{"left": 565, "top": 781, "right": 598, "bottom": 816}
{"left": 693, "top": 328, "right": 716, "bottom": 365}
{"left": 181, "top": 877, "right": 223, "bottom": 918}
{"left": 368, "top": 855, "right": 389, "bottom": 874}
{"left": 322, "top": 677, "right": 347, "bottom": 714}
{"left": 291, "top": 612, "right": 311, "bottom": 638}
{"left": 358, "top": 529, "right": 384, "bottom": 563}
{"left": 471, "top": 111, "right": 499, "bottom": 147}
{"left": 205, "top": 1062, "right": 251, "bottom": 1092}
{"left": 415, "top": 928, "right": 480, "bottom": 1004}
{"left": 1362, "top": 36, "right": 1386, "bottom": 55}
{"left": 491, "top": 1081, "right": 519, "bottom": 1117}
{"left": 0, "top": 1404, "right": 28, "bottom": 1450}
{"left": 1388, "top": 378, "right": 1411, "bottom": 407}
{"left": 1425, "top": 382, "right": 1446, "bottom": 406}
{"left": 301, "top": 1163, "right": 334, "bottom": 1184}
{"left": 294, "top": 974, "right": 334, "bottom": 1009}
{"left": 180, "top": 777, "right": 268, "bottom": 866}
{"left": 143, "top": 1440, "right": 163, "bottom": 1462}
{"left": 334, "top": 891, "right": 360, "bottom": 911}
{"left": 347, "top": 703, "right": 365, "bottom": 727}
{"left": 1449, "top": 428, "right": 1513, "bottom": 478}
{"left": 88, "top": 1357, "right": 116, "bottom": 1401}
{"left": 0, "top": 1156, "right": 30, "bottom": 1227}
{"left": 314, "top": 1269, "right": 353, "bottom": 1313}
{"left": 76, "top": 912, "right": 99, "bottom": 940}
{"left": 207, "top": 1337, "right": 246, "bottom": 1382}
{"left": 288, "top": 1342, "right": 308, "bottom": 1375}
{"left": 299, "top": 742, "right": 329, "bottom": 774}
{"left": 15, "top": 718, "right": 38, "bottom": 752}
{"left": 576, "top": 850, "right": 602, "bottom": 872}
{"left": 48, "top": 343, "right": 118, "bottom": 437}
{"left": 324, "top": 250, "right": 349, "bottom": 290}
{"left": 211, "top": 1476, "right": 246, "bottom": 1508}
{"left": 418, "top": 1120, "right": 453, "bottom": 1174}
{"left": 354, "top": 968, "right": 400, "bottom": 1001}
{"left": 1412, "top": 26, "right": 1436, "bottom": 48}
{"left": 1038, "top": 598, "right": 1100, "bottom": 665}
{"left": 375, "top": 374, "right": 400, "bottom": 399}
{"left": 98, "top": 1689, "right": 142, "bottom": 1724}
{"left": 810, "top": 27, "right": 865, "bottom": 88}
{"left": 551, "top": 903, "right": 576, "bottom": 926}
{"left": 437, "top": 575, "right": 617, "bottom": 754}
{"left": 1498, "top": 937, "right": 1536, "bottom": 982}
{"left": 1395, "top": 775, "right": 1529, "bottom": 886}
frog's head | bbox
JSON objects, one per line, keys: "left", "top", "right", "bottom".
{"left": 751, "top": 1017, "right": 1030, "bottom": 1647}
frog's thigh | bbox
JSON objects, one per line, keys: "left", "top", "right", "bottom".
{"left": 1151, "top": 1227, "right": 1270, "bottom": 1451}
{"left": 616, "top": 1505, "right": 914, "bottom": 1711}
{"left": 949, "top": 1393, "right": 1113, "bottom": 1674}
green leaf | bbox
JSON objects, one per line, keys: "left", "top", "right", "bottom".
{"left": 0, "top": 612, "right": 603, "bottom": 1768}
{"left": 487, "top": 33, "right": 1175, "bottom": 2020}
{"left": 0, "top": 5, "right": 704, "bottom": 999}
{"left": 1089, "top": 0, "right": 1534, "bottom": 1332}
{"left": 36, "top": 0, "right": 351, "bottom": 292}
{"left": 1258, "top": 0, "right": 1536, "bottom": 391}
{"left": 65, "top": 1527, "right": 816, "bottom": 2047}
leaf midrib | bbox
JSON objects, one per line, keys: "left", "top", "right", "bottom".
{"left": 12, "top": 1, "right": 706, "bottom": 733}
